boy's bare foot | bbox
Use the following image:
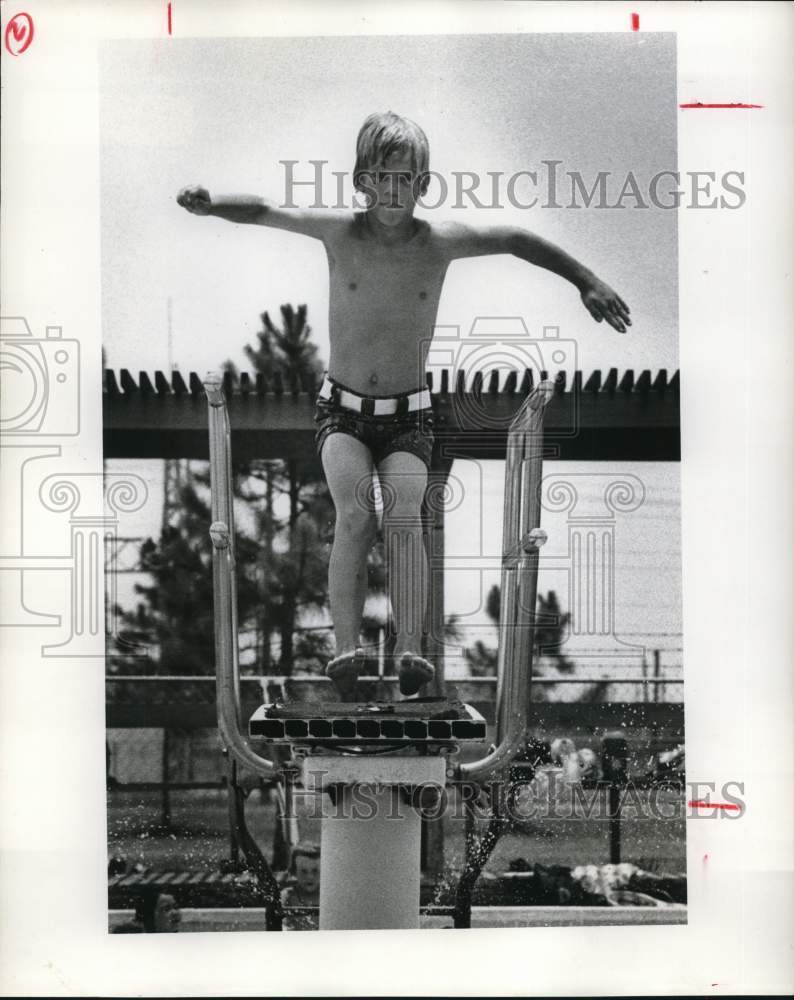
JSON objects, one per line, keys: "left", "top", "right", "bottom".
{"left": 397, "top": 652, "right": 434, "bottom": 698}
{"left": 326, "top": 647, "right": 366, "bottom": 700}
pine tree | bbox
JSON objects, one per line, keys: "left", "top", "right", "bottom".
{"left": 113, "top": 305, "right": 336, "bottom": 675}
{"left": 226, "top": 308, "right": 331, "bottom": 672}
{"left": 241, "top": 305, "right": 322, "bottom": 386}
{"left": 461, "top": 585, "right": 605, "bottom": 702}
{"left": 110, "top": 478, "right": 262, "bottom": 675}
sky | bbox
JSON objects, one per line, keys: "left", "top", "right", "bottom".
{"left": 99, "top": 32, "right": 678, "bottom": 378}
{"left": 100, "top": 32, "right": 681, "bottom": 679}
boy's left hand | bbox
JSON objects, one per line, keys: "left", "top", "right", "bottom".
{"left": 581, "top": 279, "right": 631, "bottom": 333}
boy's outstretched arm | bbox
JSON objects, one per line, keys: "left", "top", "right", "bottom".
{"left": 176, "top": 186, "right": 344, "bottom": 240}
{"left": 444, "top": 223, "right": 631, "bottom": 333}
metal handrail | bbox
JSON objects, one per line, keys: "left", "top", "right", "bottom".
{"left": 204, "top": 374, "right": 278, "bottom": 781}
{"left": 457, "top": 380, "right": 555, "bottom": 783}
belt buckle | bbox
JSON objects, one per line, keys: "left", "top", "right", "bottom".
{"left": 361, "top": 397, "right": 375, "bottom": 417}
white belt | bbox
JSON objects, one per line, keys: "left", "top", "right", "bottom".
{"left": 319, "top": 376, "right": 431, "bottom": 416}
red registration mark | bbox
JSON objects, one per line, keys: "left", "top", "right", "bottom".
{"left": 5, "top": 12, "right": 34, "bottom": 56}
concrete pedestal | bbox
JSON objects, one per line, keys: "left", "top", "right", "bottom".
{"left": 301, "top": 755, "right": 445, "bottom": 931}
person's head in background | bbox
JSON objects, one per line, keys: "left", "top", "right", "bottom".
{"left": 290, "top": 841, "right": 321, "bottom": 896}
{"left": 134, "top": 887, "right": 181, "bottom": 932}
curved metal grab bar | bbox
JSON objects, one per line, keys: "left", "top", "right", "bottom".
{"left": 204, "top": 374, "right": 278, "bottom": 781}
{"left": 456, "top": 380, "right": 554, "bottom": 784}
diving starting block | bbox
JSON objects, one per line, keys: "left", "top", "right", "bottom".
{"left": 249, "top": 697, "right": 486, "bottom": 746}
{"left": 205, "top": 375, "right": 556, "bottom": 931}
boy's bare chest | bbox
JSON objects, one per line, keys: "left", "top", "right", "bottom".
{"left": 328, "top": 239, "right": 449, "bottom": 299}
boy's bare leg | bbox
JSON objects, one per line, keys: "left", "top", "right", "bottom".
{"left": 378, "top": 451, "right": 434, "bottom": 697}
{"left": 321, "top": 433, "right": 377, "bottom": 699}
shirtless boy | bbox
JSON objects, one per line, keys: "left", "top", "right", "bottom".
{"left": 178, "top": 111, "right": 630, "bottom": 700}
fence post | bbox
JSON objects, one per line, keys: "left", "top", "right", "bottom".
{"left": 653, "top": 649, "right": 661, "bottom": 704}
{"left": 608, "top": 783, "right": 622, "bottom": 863}
{"left": 601, "top": 731, "right": 628, "bottom": 864}
{"left": 161, "top": 728, "right": 171, "bottom": 829}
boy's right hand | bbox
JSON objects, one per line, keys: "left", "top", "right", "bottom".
{"left": 177, "top": 185, "right": 212, "bottom": 215}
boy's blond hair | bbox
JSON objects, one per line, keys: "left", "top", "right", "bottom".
{"left": 353, "top": 111, "right": 430, "bottom": 196}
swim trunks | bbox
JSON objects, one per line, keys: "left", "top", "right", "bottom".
{"left": 313, "top": 374, "right": 435, "bottom": 469}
